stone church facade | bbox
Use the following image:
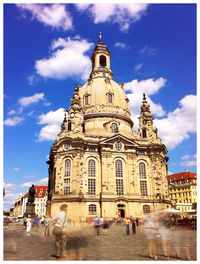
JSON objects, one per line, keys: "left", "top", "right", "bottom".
{"left": 47, "top": 33, "right": 171, "bottom": 220}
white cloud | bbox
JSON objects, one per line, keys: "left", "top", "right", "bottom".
{"left": 140, "top": 45, "right": 156, "bottom": 55}
{"left": 180, "top": 160, "right": 196, "bottom": 167}
{"left": 16, "top": 4, "right": 73, "bottom": 31}
{"left": 3, "top": 191, "right": 24, "bottom": 210}
{"left": 4, "top": 116, "right": 24, "bottom": 126}
{"left": 134, "top": 63, "right": 143, "bottom": 71}
{"left": 181, "top": 155, "right": 190, "bottom": 160}
{"left": 154, "top": 95, "right": 196, "bottom": 150}
{"left": 35, "top": 37, "right": 93, "bottom": 81}
{"left": 36, "top": 177, "right": 48, "bottom": 186}
{"left": 13, "top": 168, "right": 20, "bottom": 171}
{"left": 3, "top": 183, "right": 17, "bottom": 191}
{"left": 75, "top": 4, "right": 149, "bottom": 32}
{"left": 114, "top": 42, "right": 129, "bottom": 49}
{"left": 8, "top": 110, "right": 16, "bottom": 115}
{"left": 18, "top": 93, "right": 44, "bottom": 107}
{"left": 37, "top": 108, "right": 65, "bottom": 141}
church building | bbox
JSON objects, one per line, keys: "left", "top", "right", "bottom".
{"left": 47, "top": 33, "right": 171, "bottom": 220}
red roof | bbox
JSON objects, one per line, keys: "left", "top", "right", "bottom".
{"left": 24, "top": 185, "right": 48, "bottom": 198}
{"left": 168, "top": 171, "right": 196, "bottom": 184}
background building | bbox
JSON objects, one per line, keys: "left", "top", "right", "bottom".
{"left": 168, "top": 170, "right": 197, "bottom": 215}
{"left": 47, "top": 34, "right": 171, "bottom": 220}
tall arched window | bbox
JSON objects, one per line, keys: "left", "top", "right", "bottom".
{"left": 142, "top": 128, "right": 147, "bottom": 138}
{"left": 88, "top": 159, "right": 96, "bottom": 195}
{"left": 139, "top": 162, "right": 146, "bottom": 179}
{"left": 115, "top": 160, "right": 124, "bottom": 195}
{"left": 65, "top": 159, "right": 71, "bottom": 176}
{"left": 99, "top": 55, "right": 106, "bottom": 67}
{"left": 139, "top": 162, "right": 148, "bottom": 196}
{"left": 64, "top": 159, "right": 71, "bottom": 194}
{"left": 108, "top": 93, "right": 113, "bottom": 104}
{"left": 85, "top": 95, "right": 89, "bottom": 105}
{"left": 88, "top": 159, "right": 96, "bottom": 177}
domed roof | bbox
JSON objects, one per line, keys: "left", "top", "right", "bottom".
{"left": 79, "top": 78, "right": 131, "bottom": 119}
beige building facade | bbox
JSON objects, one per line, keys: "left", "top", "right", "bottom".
{"left": 47, "top": 34, "right": 171, "bottom": 220}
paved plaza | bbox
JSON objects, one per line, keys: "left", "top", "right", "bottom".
{"left": 4, "top": 222, "right": 197, "bottom": 261}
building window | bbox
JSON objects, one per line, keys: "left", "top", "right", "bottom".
{"left": 89, "top": 204, "right": 97, "bottom": 215}
{"left": 65, "top": 159, "right": 71, "bottom": 177}
{"left": 99, "top": 55, "right": 106, "bottom": 67}
{"left": 143, "top": 205, "right": 150, "bottom": 214}
{"left": 108, "top": 93, "right": 113, "bottom": 104}
{"left": 139, "top": 162, "right": 146, "bottom": 179}
{"left": 111, "top": 123, "right": 118, "bottom": 133}
{"left": 88, "top": 179, "right": 96, "bottom": 195}
{"left": 115, "top": 160, "right": 123, "bottom": 177}
{"left": 64, "top": 179, "right": 70, "bottom": 194}
{"left": 116, "top": 179, "right": 124, "bottom": 195}
{"left": 88, "top": 159, "right": 96, "bottom": 177}
{"left": 85, "top": 95, "right": 89, "bottom": 105}
{"left": 140, "top": 180, "right": 148, "bottom": 196}
{"left": 142, "top": 128, "right": 147, "bottom": 138}
{"left": 115, "top": 141, "right": 122, "bottom": 151}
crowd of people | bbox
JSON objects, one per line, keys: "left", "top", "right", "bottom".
{"left": 19, "top": 207, "right": 196, "bottom": 261}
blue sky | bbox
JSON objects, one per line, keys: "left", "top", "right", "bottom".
{"left": 3, "top": 3, "right": 197, "bottom": 210}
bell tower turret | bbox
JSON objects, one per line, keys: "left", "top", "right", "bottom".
{"left": 139, "top": 93, "right": 157, "bottom": 139}
{"left": 89, "top": 32, "right": 113, "bottom": 80}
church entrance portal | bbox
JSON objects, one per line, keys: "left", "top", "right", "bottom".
{"left": 117, "top": 204, "right": 125, "bottom": 218}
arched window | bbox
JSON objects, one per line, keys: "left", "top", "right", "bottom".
{"left": 142, "top": 128, "right": 147, "bottom": 138}
{"left": 115, "top": 160, "right": 124, "bottom": 195}
{"left": 99, "top": 55, "right": 106, "bottom": 67}
{"left": 115, "top": 141, "right": 122, "bottom": 151}
{"left": 111, "top": 123, "right": 118, "bottom": 133}
{"left": 115, "top": 160, "right": 123, "bottom": 177}
{"left": 88, "top": 160, "right": 96, "bottom": 177}
{"left": 65, "top": 159, "right": 71, "bottom": 176}
{"left": 68, "top": 121, "right": 72, "bottom": 131}
{"left": 85, "top": 95, "right": 89, "bottom": 105}
{"left": 139, "top": 162, "right": 146, "bottom": 179}
{"left": 88, "top": 159, "right": 96, "bottom": 195}
{"left": 89, "top": 204, "right": 97, "bottom": 215}
{"left": 143, "top": 205, "right": 150, "bottom": 214}
{"left": 108, "top": 93, "right": 113, "bottom": 104}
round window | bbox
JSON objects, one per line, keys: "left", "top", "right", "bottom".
{"left": 64, "top": 142, "right": 70, "bottom": 150}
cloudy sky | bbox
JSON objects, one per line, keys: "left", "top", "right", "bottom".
{"left": 3, "top": 3, "right": 196, "bottom": 210}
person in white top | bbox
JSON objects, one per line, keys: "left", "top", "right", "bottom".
{"left": 25, "top": 215, "right": 32, "bottom": 236}
{"left": 52, "top": 204, "right": 68, "bottom": 259}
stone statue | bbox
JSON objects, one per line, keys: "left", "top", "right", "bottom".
{"left": 28, "top": 184, "right": 36, "bottom": 204}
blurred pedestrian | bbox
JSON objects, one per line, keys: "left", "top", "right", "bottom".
{"left": 124, "top": 217, "right": 130, "bottom": 235}
{"left": 52, "top": 204, "right": 68, "bottom": 259}
{"left": 158, "top": 215, "right": 171, "bottom": 260}
{"left": 25, "top": 215, "right": 32, "bottom": 236}
{"left": 103, "top": 218, "right": 109, "bottom": 233}
{"left": 93, "top": 216, "right": 101, "bottom": 235}
{"left": 23, "top": 216, "right": 27, "bottom": 229}
{"left": 143, "top": 215, "right": 158, "bottom": 260}
{"left": 44, "top": 214, "right": 50, "bottom": 236}
{"left": 130, "top": 216, "right": 136, "bottom": 234}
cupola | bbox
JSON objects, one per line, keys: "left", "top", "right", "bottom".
{"left": 89, "top": 32, "right": 113, "bottom": 80}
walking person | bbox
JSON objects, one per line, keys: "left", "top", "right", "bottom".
{"left": 124, "top": 217, "right": 130, "bottom": 235}
{"left": 44, "top": 214, "right": 50, "bottom": 236}
{"left": 23, "top": 216, "right": 27, "bottom": 229}
{"left": 93, "top": 216, "right": 101, "bottom": 235}
{"left": 25, "top": 215, "right": 32, "bottom": 236}
{"left": 52, "top": 204, "right": 68, "bottom": 259}
{"left": 130, "top": 216, "right": 136, "bottom": 234}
